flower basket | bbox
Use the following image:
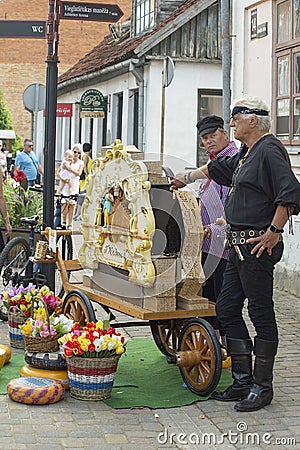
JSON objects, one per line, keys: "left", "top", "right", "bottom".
{"left": 66, "top": 355, "right": 120, "bottom": 401}
{"left": 8, "top": 308, "right": 26, "bottom": 349}
{"left": 22, "top": 298, "right": 62, "bottom": 353}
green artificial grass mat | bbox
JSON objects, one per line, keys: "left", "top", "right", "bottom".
{"left": 104, "top": 338, "right": 232, "bottom": 409}
{"left": 0, "top": 353, "right": 25, "bottom": 394}
{"left": 0, "top": 339, "right": 232, "bottom": 408}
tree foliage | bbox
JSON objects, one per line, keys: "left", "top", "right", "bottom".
{"left": 0, "top": 90, "right": 22, "bottom": 155}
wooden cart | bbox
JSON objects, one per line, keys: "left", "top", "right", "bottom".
{"left": 41, "top": 227, "right": 223, "bottom": 397}
{"left": 40, "top": 142, "right": 224, "bottom": 396}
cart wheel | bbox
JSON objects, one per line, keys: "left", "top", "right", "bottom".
{"left": 62, "top": 290, "right": 96, "bottom": 326}
{"left": 150, "top": 319, "right": 187, "bottom": 356}
{"left": 178, "top": 318, "right": 222, "bottom": 396}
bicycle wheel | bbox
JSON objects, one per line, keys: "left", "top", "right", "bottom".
{"left": 0, "top": 237, "right": 31, "bottom": 321}
{"left": 55, "top": 234, "right": 73, "bottom": 299}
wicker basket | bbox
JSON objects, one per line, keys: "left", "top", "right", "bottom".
{"left": 23, "top": 298, "right": 60, "bottom": 353}
{"left": 8, "top": 309, "right": 26, "bottom": 349}
{"left": 66, "top": 355, "right": 120, "bottom": 401}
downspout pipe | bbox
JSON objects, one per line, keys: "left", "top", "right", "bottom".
{"left": 221, "top": 0, "right": 231, "bottom": 133}
{"left": 129, "top": 59, "right": 145, "bottom": 153}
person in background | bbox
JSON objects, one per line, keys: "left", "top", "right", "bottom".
{"left": 56, "top": 149, "right": 74, "bottom": 195}
{"left": 74, "top": 142, "right": 93, "bottom": 221}
{"left": 0, "top": 173, "right": 12, "bottom": 251}
{"left": 172, "top": 96, "right": 300, "bottom": 412}
{"left": 14, "top": 139, "right": 43, "bottom": 187}
{"left": 174, "top": 115, "right": 238, "bottom": 342}
{"left": 0, "top": 140, "right": 7, "bottom": 180}
{"left": 59, "top": 143, "right": 84, "bottom": 229}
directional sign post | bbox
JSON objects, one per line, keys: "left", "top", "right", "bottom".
{"left": 42, "top": 0, "right": 123, "bottom": 290}
{"left": 61, "top": 2, "right": 123, "bottom": 22}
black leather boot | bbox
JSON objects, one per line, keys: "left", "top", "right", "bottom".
{"left": 211, "top": 337, "right": 253, "bottom": 402}
{"left": 234, "top": 338, "right": 278, "bottom": 412}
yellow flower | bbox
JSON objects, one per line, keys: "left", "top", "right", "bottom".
{"left": 21, "top": 321, "right": 32, "bottom": 335}
{"left": 115, "top": 344, "right": 125, "bottom": 355}
{"left": 96, "top": 321, "right": 103, "bottom": 330}
{"left": 40, "top": 285, "right": 51, "bottom": 296}
{"left": 78, "top": 336, "right": 90, "bottom": 352}
{"left": 24, "top": 293, "right": 33, "bottom": 303}
{"left": 101, "top": 342, "right": 108, "bottom": 350}
{"left": 19, "top": 304, "right": 26, "bottom": 312}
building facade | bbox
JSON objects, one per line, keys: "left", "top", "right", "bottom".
{"left": 0, "top": 0, "right": 131, "bottom": 142}
{"left": 41, "top": 0, "right": 300, "bottom": 294}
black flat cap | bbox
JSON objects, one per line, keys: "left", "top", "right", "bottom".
{"left": 196, "top": 115, "right": 224, "bottom": 137}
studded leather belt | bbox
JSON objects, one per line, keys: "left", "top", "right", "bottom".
{"left": 226, "top": 229, "right": 266, "bottom": 246}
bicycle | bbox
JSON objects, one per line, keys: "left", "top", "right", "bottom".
{"left": 0, "top": 190, "right": 76, "bottom": 321}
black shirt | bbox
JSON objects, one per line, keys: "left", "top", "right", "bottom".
{"left": 208, "top": 134, "right": 300, "bottom": 230}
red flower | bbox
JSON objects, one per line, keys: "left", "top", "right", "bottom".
{"left": 14, "top": 170, "right": 26, "bottom": 183}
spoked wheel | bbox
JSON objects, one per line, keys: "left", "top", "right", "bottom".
{"left": 150, "top": 319, "right": 187, "bottom": 356}
{"left": 55, "top": 234, "right": 73, "bottom": 299}
{"left": 0, "top": 237, "right": 31, "bottom": 321}
{"left": 178, "top": 318, "right": 222, "bottom": 396}
{"left": 62, "top": 290, "right": 96, "bottom": 326}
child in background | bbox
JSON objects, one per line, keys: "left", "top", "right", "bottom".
{"left": 57, "top": 149, "right": 74, "bottom": 195}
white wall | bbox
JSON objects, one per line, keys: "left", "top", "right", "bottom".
{"left": 231, "top": 0, "right": 272, "bottom": 107}
{"left": 144, "top": 59, "right": 222, "bottom": 174}
{"left": 232, "top": 0, "right": 300, "bottom": 296}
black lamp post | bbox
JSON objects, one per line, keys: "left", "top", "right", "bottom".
{"left": 41, "top": 0, "right": 60, "bottom": 290}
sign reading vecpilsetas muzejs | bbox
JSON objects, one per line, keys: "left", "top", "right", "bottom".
{"left": 80, "top": 89, "right": 106, "bottom": 118}
{"left": 61, "top": 1, "right": 123, "bottom": 22}
{"left": 0, "top": 21, "right": 46, "bottom": 38}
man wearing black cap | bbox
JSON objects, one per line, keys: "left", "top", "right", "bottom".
{"left": 172, "top": 96, "right": 300, "bottom": 412}
{"left": 174, "top": 114, "right": 238, "bottom": 340}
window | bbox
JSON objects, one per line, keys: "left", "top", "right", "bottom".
{"left": 275, "top": 1, "right": 300, "bottom": 144}
{"left": 134, "top": 0, "right": 155, "bottom": 35}
{"left": 197, "top": 89, "right": 223, "bottom": 166}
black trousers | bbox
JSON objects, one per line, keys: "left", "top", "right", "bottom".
{"left": 216, "top": 242, "right": 283, "bottom": 342}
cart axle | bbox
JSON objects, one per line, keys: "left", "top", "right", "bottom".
{"left": 167, "top": 350, "right": 204, "bottom": 367}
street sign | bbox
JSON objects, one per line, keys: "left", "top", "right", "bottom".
{"left": 162, "top": 56, "right": 175, "bottom": 88}
{"left": 0, "top": 21, "right": 46, "bottom": 38}
{"left": 80, "top": 89, "right": 105, "bottom": 118}
{"left": 23, "top": 84, "right": 46, "bottom": 113}
{"left": 60, "top": 1, "right": 123, "bottom": 22}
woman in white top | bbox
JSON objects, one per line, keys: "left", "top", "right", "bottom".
{"left": 59, "top": 144, "right": 84, "bottom": 228}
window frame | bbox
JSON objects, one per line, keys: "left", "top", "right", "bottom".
{"left": 274, "top": 0, "right": 300, "bottom": 145}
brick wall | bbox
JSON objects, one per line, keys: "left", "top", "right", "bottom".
{"left": 0, "top": 0, "right": 131, "bottom": 140}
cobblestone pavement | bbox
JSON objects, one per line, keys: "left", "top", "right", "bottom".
{"left": 0, "top": 231, "right": 299, "bottom": 449}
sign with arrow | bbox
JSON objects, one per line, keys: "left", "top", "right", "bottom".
{"left": 61, "top": 1, "right": 123, "bottom": 22}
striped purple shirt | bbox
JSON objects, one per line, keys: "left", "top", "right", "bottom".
{"left": 198, "top": 141, "right": 238, "bottom": 259}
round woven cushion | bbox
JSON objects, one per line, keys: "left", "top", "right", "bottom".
{"left": 20, "top": 365, "right": 69, "bottom": 390}
{"left": 0, "top": 344, "right": 11, "bottom": 364}
{"left": 25, "top": 351, "right": 67, "bottom": 370}
{"left": 7, "top": 377, "right": 64, "bottom": 405}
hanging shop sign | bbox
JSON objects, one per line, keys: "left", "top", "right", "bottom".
{"left": 43, "top": 103, "right": 73, "bottom": 117}
{"left": 80, "top": 89, "right": 105, "bottom": 118}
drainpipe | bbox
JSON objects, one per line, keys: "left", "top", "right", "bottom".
{"left": 129, "top": 59, "right": 145, "bottom": 152}
{"left": 221, "top": 0, "right": 231, "bottom": 133}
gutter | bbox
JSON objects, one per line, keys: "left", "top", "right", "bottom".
{"left": 57, "top": 59, "right": 132, "bottom": 95}
{"left": 129, "top": 59, "right": 145, "bottom": 153}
